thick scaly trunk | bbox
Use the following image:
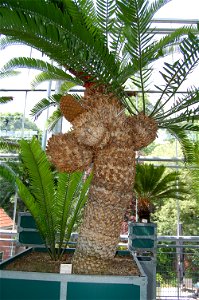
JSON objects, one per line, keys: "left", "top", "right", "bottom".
{"left": 47, "top": 89, "right": 157, "bottom": 275}
{"left": 72, "top": 146, "right": 136, "bottom": 274}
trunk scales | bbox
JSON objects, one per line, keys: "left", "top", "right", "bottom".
{"left": 47, "top": 88, "right": 157, "bottom": 275}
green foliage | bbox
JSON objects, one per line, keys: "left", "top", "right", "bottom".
{"left": 0, "top": 96, "right": 13, "bottom": 104}
{"left": 0, "top": 163, "right": 17, "bottom": 210}
{"left": 30, "top": 90, "right": 79, "bottom": 131}
{"left": 0, "top": 0, "right": 198, "bottom": 127}
{"left": 0, "top": 112, "right": 39, "bottom": 132}
{"left": 30, "top": 94, "right": 62, "bottom": 121}
{"left": 0, "top": 113, "right": 41, "bottom": 152}
{"left": 188, "top": 141, "right": 199, "bottom": 201}
{"left": 134, "top": 163, "right": 189, "bottom": 221}
{"left": 0, "top": 57, "right": 82, "bottom": 88}
{"left": 14, "top": 137, "right": 92, "bottom": 260}
{"left": 148, "top": 139, "right": 184, "bottom": 159}
{"left": 152, "top": 198, "right": 199, "bottom": 236}
{"left": 0, "top": 110, "right": 39, "bottom": 214}
{"left": 0, "top": 136, "right": 92, "bottom": 259}
{"left": 156, "top": 244, "right": 177, "bottom": 285}
{"left": 0, "top": 154, "right": 27, "bottom": 214}
{"left": 0, "top": 138, "right": 20, "bottom": 152}
{"left": 151, "top": 155, "right": 199, "bottom": 236}
{"left": 162, "top": 124, "right": 199, "bottom": 163}
{"left": 135, "top": 163, "right": 188, "bottom": 203}
{"left": 184, "top": 248, "right": 199, "bottom": 283}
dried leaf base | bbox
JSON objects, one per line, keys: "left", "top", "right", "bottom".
{"left": 72, "top": 254, "right": 140, "bottom": 276}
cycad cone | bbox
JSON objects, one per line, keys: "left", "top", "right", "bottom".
{"left": 47, "top": 87, "right": 157, "bottom": 275}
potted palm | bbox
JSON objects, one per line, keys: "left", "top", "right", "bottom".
{"left": 128, "top": 163, "right": 189, "bottom": 300}
{"left": 128, "top": 163, "right": 189, "bottom": 253}
{"left": 127, "top": 163, "right": 189, "bottom": 247}
{"left": 134, "top": 163, "right": 189, "bottom": 223}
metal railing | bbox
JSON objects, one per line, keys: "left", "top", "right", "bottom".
{"left": 156, "top": 245, "right": 199, "bottom": 299}
{"left": 0, "top": 229, "right": 19, "bottom": 260}
{"left": 0, "top": 229, "right": 199, "bottom": 300}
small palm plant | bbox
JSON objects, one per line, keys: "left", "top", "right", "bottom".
{"left": 0, "top": 137, "right": 92, "bottom": 260}
{"left": 134, "top": 163, "right": 189, "bottom": 222}
{"left": 0, "top": 0, "right": 199, "bottom": 275}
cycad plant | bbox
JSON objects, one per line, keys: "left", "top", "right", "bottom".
{"left": 0, "top": 137, "right": 92, "bottom": 260}
{"left": 0, "top": 0, "right": 199, "bottom": 275}
{"left": 134, "top": 163, "right": 189, "bottom": 222}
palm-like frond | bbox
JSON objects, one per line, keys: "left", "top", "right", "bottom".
{"left": 0, "top": 0, "right": 198, "bottom": 145}
{"left": 151, "top": 33, "right": 199, "bottom": 120}
{"left": 96, "top": 0, "right": 116, "bottom": 45}
{"left": 55, "top": 171, "right": 92, "bottom": 256}
{"left": 116, "top": 0, "right": 186, "bottom": 112}
{"left": 31, "top": 71, "right": 81, "bottom": 89}
{"left": 0, "top": 35, "right": 24, "bottom": 49}
{"left": 31, "top": 93, "right": 62, "bottom": 131}
{"left": 59, "top": 81, "right": 79, "bottom": 94}
{"left": 156, "top": 87, "right": 199, "bottom": 126}
{"left": 113, "top": 0, "right": 197, "bottom": 114}
{"left": 16, "top": 179, "right": 51, "bottom": 248}
{"left": 117, "top": 0, "right": 157, "bottom": 109}
{"left": 19, "top": 137, "right": 56, "bottom": 251}
{"left": 0, "top": 163, "right": 17, "bottom": 185}
{"left": 0, "top": 96, "right": 14, "bottom": 104}
{"left": 12, "top": 137, "right": 91, "bottom": 260}
{"left": 19, "top": 138, "right": 55, "bottom": 215}
{"left": 66, "top": 171, "right": 92, "bottom": 238}
{"left": 162, "top": 123, "right": 199, "bottom": 163}
{"left": 1, "top": 57, "right": 81, "bottom": 85}
{"left": 31, "top": 93, "right": 62, "bottom": 120}
{"left": 134, "top": 164, "right": 188, "bottom": 200}
{"left": 0, "top": 0, "right": 120, "bottom": 87}
{"left": 122, "top": 26, "right": 193, "bottom": 94}
{"left": 0, "top": 70, "right": 19, "bottom": 78}
{"left": 46, "top": 109, "right": 62, "bottom": 132}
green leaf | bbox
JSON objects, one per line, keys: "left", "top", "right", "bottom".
{"left": 46, "top": 109, "right": 62, "bottom": 132}
{"left": 1, "top": 136, "right": 91, "bottom": 260}
{"left": 161, "top": 124, "right": 197, "bottom": 163}
{"left": 134, "top": 163, "right": 189, "bottom": 212}
{"left": 0, "top": 70, "right": 20, "bottom": 79}
{"left": 151, "top": 34, "right": 199, "bottom": 118}
{"left": 19, "top": 137, "right": 56, "bottom": 251}
{"left": 0, "top": 163, "right": 17, "bottom": 185}
{"left": 31, "top": 94, "right": 62, "bottom": 119}
{"left": 0, "top": 96, "right": 13, "bottom": 104}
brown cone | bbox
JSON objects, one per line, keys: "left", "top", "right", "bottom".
{"left": 60, "top": 95, "right": 86, "bottom": 123}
